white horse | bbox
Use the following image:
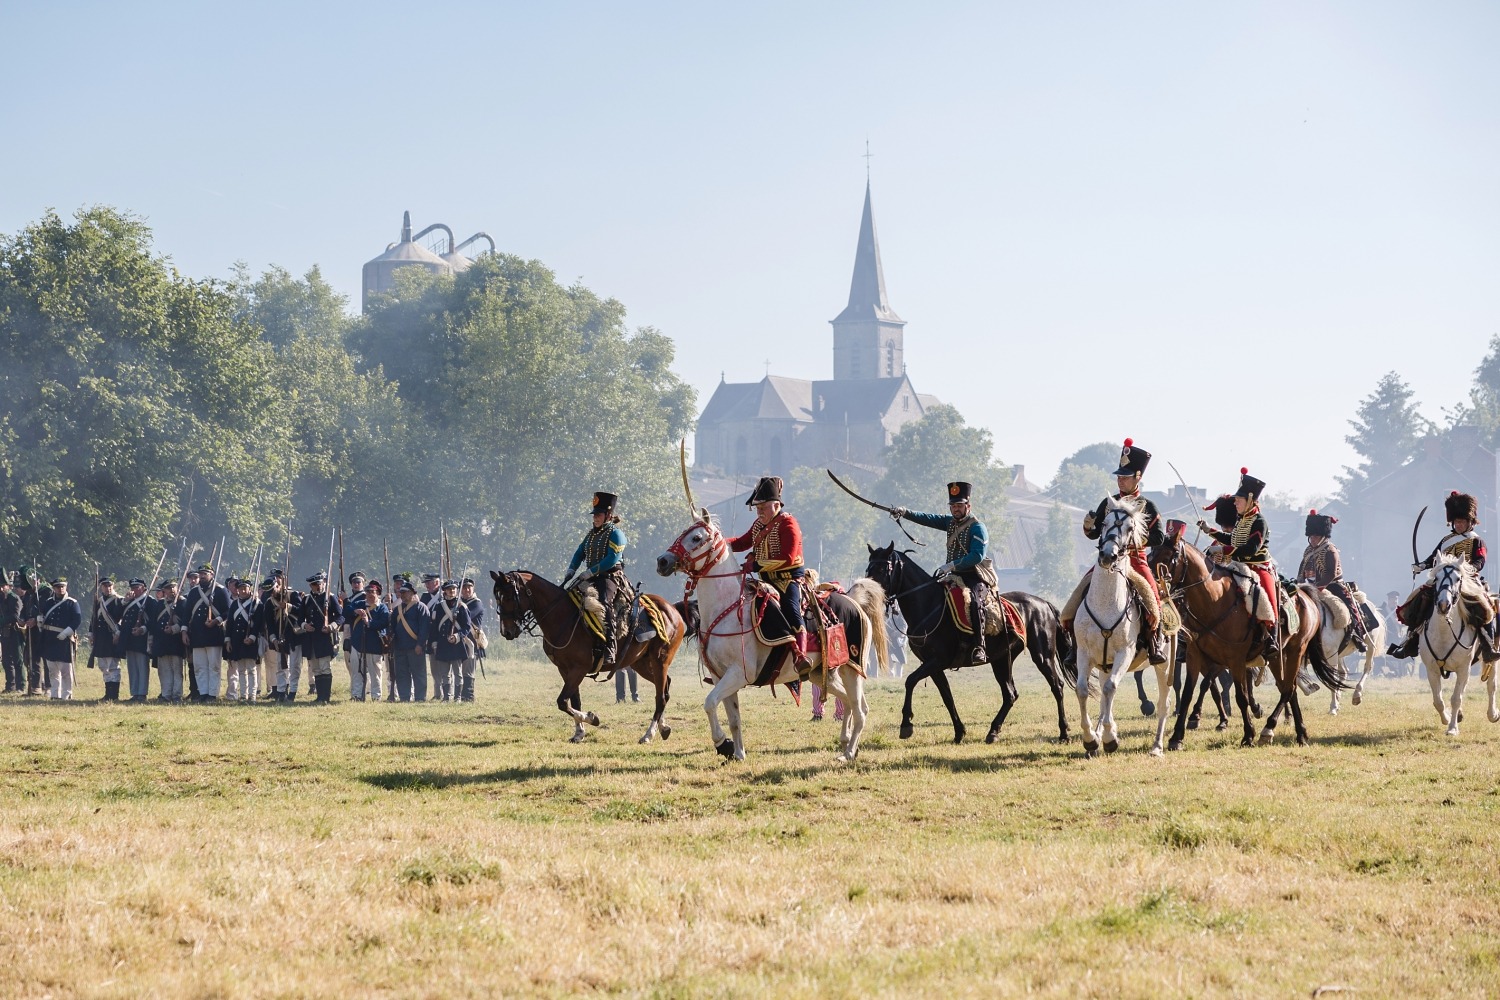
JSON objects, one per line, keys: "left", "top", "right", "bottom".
{"left": 656, "top": 512, "right": 887, "bottom": 762}
{"left": 1313, "top": 590, "right": 1387, "bottom": 715}
{"left": 1072, "top": 497, "right": 1175, "bottom": 758}
{"left": 1417, "top": 553, "right": 1500, "bottom": 736}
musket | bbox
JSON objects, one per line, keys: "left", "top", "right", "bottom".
{"left": 87, "top": 561, "right": 100, "bottom": 672}
{"left": 825, "top": 469, "right": 926, "bottom": 546}
{"left": 443, "top": 523, "right": 452, "bottom": 583}
{"left": 1411, "top": 505, "right": 1428, "bottom": 578}
{"left": 323, "top": 526, "right": 337, "bottom": 632}
{"left": 1167, "top": 461, "right": 1206, "bottom": 547}
{"left": 137, "top": 547, "right": 169, "bottom": 658}
{"left": 382, "top": 538, "right": 393, "bottom": 653}
{"left": 338, "top": 525, "right": 346, "bottom": 601}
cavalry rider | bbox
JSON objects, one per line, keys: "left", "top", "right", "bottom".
{"left": 729, "top": 476, "right": 813, "bottom": 672}
{"left": 1387, "top": 490, "right": 1499, "bottom": 663}
{"left": 1080, "top": 438, "right": 1168, "bottom": 665}
{"left": 1298, "top": 509, "right": 1368, "bottom": 653}
{"left": 1202, "top": 495, "right": 1238, "bottom": 561}
{"left": 1197, "top": 468, "right": 1278, "bottom": 659}
{"left": 564, "top": 491, "right": 628, "bottom": 667}
{"left": 890, "top": 481, "right": 990, "bottom": 666}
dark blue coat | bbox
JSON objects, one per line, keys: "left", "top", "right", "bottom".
{"left": 149, "top": 595, "right": 189, "bottom": 658}
{"left": 120, "top": 594, "right": 153, "bottom": 654}
{"left": 257, "top": 591, "right": 302, "bottom": 654}
{"left": 225, "top": 596, "right": 261, "bottom": 661}
{"left": 39, "top": 595, "right": 82, "bottom": 662}
{"left": 350, "top": 597, "right": 390, "bottom": 654}
{"left": 91, "top": 594, "right": 129, "bottom": 658}
{"left": 388, "top": 600, "right": 428, "bottom": 652}
{"left": 184, "top": 582, "right": 231, "bottom": 649}
{"left": 428, "top": 599, "right": 473, "bottom": 662}
{"left": 299, "top": 591, "right": 342, "bottom": 659}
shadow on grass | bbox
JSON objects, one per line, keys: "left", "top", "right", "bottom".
{"left": 359, "top": 758, "right": 677, "bottom": 790}
{"left": 371, "top": 738, "right": 503, "bottom": 750}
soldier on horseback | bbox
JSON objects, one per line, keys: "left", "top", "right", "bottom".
{"left": 1387, "top": 490, "right": 1500, "bottom": 663}
{"left": 1197, "top": 468, "right": 1278, "bottom": 660}
{"left": 564, "top": 491, "right": 628, "bottom": 667}
{"left": 1076, "top": 438, "right": 1168, "bottom": 665}
{"left": 1298, "top": 509, "right": 1369, "bottom": 653}
{"left": 889, "top": 481, "right": 990, "bottom": 666}
{"left": 728, "top": 476, "right": 813, "bottom": 673}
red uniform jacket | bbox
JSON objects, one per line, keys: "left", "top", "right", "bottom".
{"left": 728, "top": 512, "right": 804, "bottom": 582}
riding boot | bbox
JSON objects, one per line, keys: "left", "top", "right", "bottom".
{"left": 969, "top": 586, "right": 988, "bottom": 665}
{"left": 792, "top": 630, "right": 814, "bottom": 674}
{"left": 602, "top": 607, "right": 618, "bottom": 666}
{"left": 1349, "top": 628, "right": 1368, "bottom": 653}
{"left": 1147, "top": 625, "right": 1168, "bottom": 666}
{"left": 1387, "top": 627, "right": 1421, "bottom": 660}
{"left": 1479, "top": 622, "right": 1500, "bottom": 664}
{"left": 314, "top": 673, "right": 332, "bottom": 703}
{"left": 103, "top": 681, "right": 119, "bottom": 702}
{"left": 462, "top": 677, "right": 474, "bottom": 703}
{"left": 1061, "top": 620, "right": 1077, "bottom": 672}
{"left": 1259, "top": 622, "right": 1279, "bottom": 662}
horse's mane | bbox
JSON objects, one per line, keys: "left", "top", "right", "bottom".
{"left": 1101, "top": 495, "right": 1149, "bottom": 548}
{"left": 1433, "top": 551, "right": 1482, "bottom": 589}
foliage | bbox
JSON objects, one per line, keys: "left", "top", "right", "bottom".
{"left": 1338, "top": 372, "right": 1431, "bottom": 500}
{"left": 1027, "top": 502, "right": 1079, "bottom": 601}
{"left": 1460, "top": 334, "right": 1500, "bottom": 450}
{"left": 783, "top": 466, "right": 879, "bottom": 584}
{"left": 1056, "top": 440, "right": 1121, "bottom": 475}
{"left": 1049, "top": 462, "right": 1115, "bottom": 510}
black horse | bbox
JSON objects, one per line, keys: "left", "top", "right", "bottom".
{"left": 864, "top": 543, "right": 1075, "bottom": 744}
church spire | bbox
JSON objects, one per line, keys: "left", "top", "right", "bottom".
{"left": 834, "top": 181, "right": 903, "bottom": 326}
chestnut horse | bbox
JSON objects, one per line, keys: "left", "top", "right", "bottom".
{"left": 1150, "top": 533, "right": 1343, "bottom": 748}
{"left": 491, "top": 570, "right": 685, "bottom": 744}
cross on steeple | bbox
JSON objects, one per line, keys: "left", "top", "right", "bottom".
{"left": 862, "top": 139, "right": 873, "bottom": 180}
{"left": 764, "top": 358, "right": 772, "bottom": 377}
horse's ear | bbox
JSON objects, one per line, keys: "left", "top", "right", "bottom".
{"left": 867, "top": 543, "right": 875, "bottom": 554}
{"left": 489, "top": 570, "right": 501, "bottom": 582}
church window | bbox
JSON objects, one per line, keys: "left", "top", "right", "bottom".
{"left": 886, "top": 341, "right": 895, "bottom": 376}
{"left": 902, "top": 394, "right": 909, "bottom": 412}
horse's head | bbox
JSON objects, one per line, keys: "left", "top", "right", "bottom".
{"left": 1431, "top": 552, "right": 1477, "bottom": 616}
{"left": 864, "top": 542, "right": 904, "bottom": 592}
{"left": 1097, "top": 496, "right": 1147, "bottom": 570}
{"left": 489, "top": 569, "right": 527, "bottom": 640}
{"left": 657, "top": 510, "right": 724, "bottom": 579}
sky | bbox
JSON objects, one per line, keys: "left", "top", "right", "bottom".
{"left": 3, "top": 1, "right": 1498, "bottom": 501}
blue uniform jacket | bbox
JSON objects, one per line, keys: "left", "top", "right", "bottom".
{"left": 902, "top": 511, "right": 989, "bottom": 572}
{"left": 257, "top": 592, "right": 302, "bottom": 652}
{"left": 225, "top": 597, "right": 261, "bottom": 661}
{"left": 120, "top": 594, "right": 153, "bottom": 655}
{"left": 91, "top": 594, "right": 129, "bottom": 659}
{"left": 350, "top": 599, "right": 390, "bottom": 654}
{"left": 39, "top": 596, "right": 83, "bottom": 662}
{"left": 463, "top": 596, "right": 486, "bottom": 659}
{"left": 299, "top": 592, "right": 342, "bottom": 659}
{"left": 388, "top": 601, "right": 429, "bottom": 653}
{"left": 184, "top": 582, "right": 231, "bottom": 649}
{"left": 149, "top": 596, "right": 188, "bottom": 657}
{"left": 427, "top": 598, "right": 473, "bottom": 662}
{"left": 567, "top": 524, "right": 627, "bottom": 578}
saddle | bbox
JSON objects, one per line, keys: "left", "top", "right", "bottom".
{"left": 945, "top": 585, "right": 1024, "bottom": 644}
{"left": 1221, "top": 562, "right": 1297, "bottom": 630}
{"left": 744, "top": 582, "right": 860, "bottom": 686}
{"left": 570, "top": 580, "right": 666, "bottom": 645}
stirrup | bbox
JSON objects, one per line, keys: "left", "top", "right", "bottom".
{"left": 969, "top": 644, "right": 988, "bottom": 665}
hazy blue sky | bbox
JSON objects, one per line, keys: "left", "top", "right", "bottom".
{"left": 4, "top": 1, "right": 1497, "bottom": 500}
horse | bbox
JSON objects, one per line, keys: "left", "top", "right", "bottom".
{"left": 1309, "top": 588, "right": 1387, "bottom": 715}
{"left": 1070, "top": 497, "right": 1176, "bottom": 757}
{"left": 1413, "top": 554, "right": 1500, "bottom": 736}
{"left": 1150, "top": 531, "right": 1343, "bottom": 748}
{"left": 863, "top": 542, "right": 1074, "bottom": 745}
{"left": 490, "top": 570, "right": 685, "bottom": 744}
{"left": 656, "top": 512, "right": 887, "bottom": 762}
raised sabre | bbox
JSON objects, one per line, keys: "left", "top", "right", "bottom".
{"left": 679, "top": 438, "right": 697, "bottom": 519}
{"left": 1167, "top": 461, "right": 1206, "bottom": 547}
{"left": 1410, "top": 505, "right": 1428, "bottom": 577}
{"left": 825, "top": 470, "right": 925, "bottom": 546}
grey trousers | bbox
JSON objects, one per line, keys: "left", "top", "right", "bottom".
{"left": 390, "top": 650, "right": 424, "bottom": 701}
{"left": 126, "top": 650, "right": 151, "bottom": 699}
{"left": 157, "top": 655, "right": 185, "bottom": 700}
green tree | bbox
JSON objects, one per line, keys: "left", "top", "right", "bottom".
{"left": 1027, "top": 503, "right": 1078, "bottom": 602}
{"left": 872, "top": 405, "right": 1009, "bottom": 566}
{"left": 1057, "top": 440, "right": 1120, "bottom": 474}
{"left": 1050, "top": 462, "right": 1115, "bottom": 510}
{"left": 1338, "top": 372, "right": 1431, "bottom": 499}
{"left": 783, "top": 466, "right": 879, "bottom": 584}
{"left": 1459, "top": 334, "right": 1500, "bottom": 450}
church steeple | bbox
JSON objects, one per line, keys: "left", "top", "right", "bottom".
{"left": 831, "top": 181, "right": 906, "bottom": 380}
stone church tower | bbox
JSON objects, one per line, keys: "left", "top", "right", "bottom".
{"left": 830, "top": 182, "right": 906, "bottom": 380}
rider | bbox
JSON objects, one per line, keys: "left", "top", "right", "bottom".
{"left": 1078, "top": 438, "right": 1168, "bottom": 665}
{"left": 1387, "top": 490, "right": 1499, "bottom": 663}
{"left": 729, "top": 476, "right": 813, "bottom": 673}
{"left": 1298, "top": 509, "right": 1368, "bottom": 653}
{"left": 1198, "top": 468, "right": 1277, "bottom": 660}
{"left": 1202, "top": 495, "right": 1239, "bottom": 561}
{"left": 889, "top": 481, "right": 990, "bottom": 666}
{"left": 564, "top": 491, "right": 628, "bottom": 667}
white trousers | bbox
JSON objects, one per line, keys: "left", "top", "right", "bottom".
{"left": 46, "top": 659, "right": 74, "bottom": 700}
{"left": 348, "top": 650, "right": 384, "bottom": 700}
{"left": 156, "top": 655, "right": 185, "bottom": 700}
{"left": 228, "top": 660, "right": 257, "bottom": 701}
{"left": 270, "top": 646, "right": 303, "bottom": 693}
{"left": 97, "top": 655, "right": 122, "bottom": 683}
{"left": 191, "top": 647, "right": 223, "bottom": 698}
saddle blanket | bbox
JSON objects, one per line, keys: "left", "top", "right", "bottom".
{"left": 945, "top": 585, "right": 1025, "bottom": 643}
{"left": 570, "top": 589, "right": 668, "bottom": 644}
{"left": 747, "top": 585, "right": 864, "bottom": 686}
{"left": 1225, "top": 562, "right": 1300, "bottom": 632}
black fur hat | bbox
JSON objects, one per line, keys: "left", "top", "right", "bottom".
{"left": 1445, "top": 491, "right": 1478, "bottom": 523}
{"left": 947, "top": 481, "right": 973, "bottom": 503}
{"left": 1305, "top": 509, "right": 1336, "bottom": 538}
{"left": 1204, "top": 494, "right": 1238, "bottom": 530}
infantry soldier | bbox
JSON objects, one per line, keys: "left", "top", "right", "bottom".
{"left": 259, "top": 573, "right": 301, "bottom": 702}
{"left": 39, "top": 578, "right": 82, "bottom": 700}
{"left": 348, "top": 579, "right": 389, "bottom": 702}
{"left": 119, "top": 578, "right": 153, "bottom": 701}
{"left": 225, "top": 577, "right": 261, "bottom": 702}
{"left": 91, "top": 576, "right": 128, "bottom": 701}
{"left": 298, "top": 571, "right": 342, "bottom": 704}
{"left": 341, "top": 572, "right": 370, "bottom": 697}
{"left": 428, "top": 579, "right": 473, "bottom": 691}
{"left": 460, "top": 577, "right": 484, "bottom": 703}
{"left": 729, "top": 476, "right": 814, "bottom": 672}
{"left": 419, "top": 573, "right": 444, "bottom": 701}
{"left": 150, "top": 579, "right": 188, "bottom": 702}
{"left": 891, "top": 481, "right": 991, "bottom": 665}
{"left": 1198, "top": 468, "right": 1278, "bottom": 659}
{"left": 1298, "top": 509, "right": 1369, "bottom": 652}
{"left": 1387, "top": 490, "right": 1499, "bottom": 663}
{"left": 184, "top": 563, "right": 230, "bottom": 701}
{"left": 388, "top": 579, "right": 429, "bottom": 702}
{"left": 16, "top": 569, "right": 47, "bottom": 696}
{"left": 0, "top": 571, "right": 21, "bottom": 694}
{"left": 564, "top": 491, "right": 627, "bottom": 669}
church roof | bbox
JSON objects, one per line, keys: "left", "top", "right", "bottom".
{"left": 810, "top": 377, "right": 913, "bottom": 423}
{"left": 832, "top": 182, "right": 905, "bottom": 327}
{"left": 698, "top": 375, "right": 814, "bottom": 424}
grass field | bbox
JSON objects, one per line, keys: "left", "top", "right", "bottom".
{"left": 1, "top": 649, "right": 1498, "bottom": 999}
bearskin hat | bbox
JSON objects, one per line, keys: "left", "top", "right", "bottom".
{"left": 1204, "top": 494, "right": 1239, "bottom": 530}
{"left": 1305, "top": 509, "right": 1336, "bottom": 538}
{"left": 1445, "top": 491, "right": 1478, "bottom": 523}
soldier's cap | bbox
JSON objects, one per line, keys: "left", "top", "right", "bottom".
{"left": 441, "top": 579, "right": 459, "bottom": 591}
{"left": 157, "top": 579, "right": 177, "bottom": 590}
{"left": 260, "top": 578, "right": 276, "bottom": 590}
{"left": 197, "top": 563, "right": 213, "bottom": 573}
{"left": 306, "top": 572, "right": 327, "bottom": 584}
{"left": 98, "top": 577, "right": 114, "bottom": 586}
{"left": 50, "top": 577, "right": 68, "bottom": 586}
{"left": 349, "top": 572, "right": 366, "bottom": 583}
{"left": 128, "top": 578, "right": 146, "bottom": 587}
{"left": 461, "top": 577, "right": 475, "bottom": 587}
{"left": 271, "top": 568, "right": 285, "bottom": 579}
{"left": 398, "top": 581, "right": 416, "bottom": 594}
{"left": 592, "top": 491, "right": 618, "bottom": 515}
{"left": 364, "top": 579, "right": 383, "bottom": 593}
{"left": 947, "top": 481, "right": 973, "bottom": 504}
{"left": 421, "top": 573, "right": 441, "bottom": 583}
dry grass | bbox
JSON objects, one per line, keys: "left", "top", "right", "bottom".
{"left": 1, "top": 652, "right": 1498, "bottom": 999}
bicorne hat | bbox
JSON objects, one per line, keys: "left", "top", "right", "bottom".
{"left": 947, "top": 482, "right": 972, "bottom": 504}
{"left": 592, "top": 491, "right": 618, "bottom": 516}
{"left": 1113, "top": 438, "right": 1151, "bottom": 477}
{"left": 745, "top": 476, "right": 783, "bottom": 506}
{"left": 1233, "top": 468, "right": 1265, "bottom": 502}
{"left": 1445, "top": 491, "right": 1479, "bottom": 523}
{"left": 1305, "top": 509, "right": 1336, "bottom": 538}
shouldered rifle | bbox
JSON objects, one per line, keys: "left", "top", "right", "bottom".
{"left": 87, "top": 562, "right": 100, "bottom": 671}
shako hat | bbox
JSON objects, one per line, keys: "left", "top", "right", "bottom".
{"left": 348, "top": 571, "right": 366, "bottom": 584}
{"left": 197, "top": 563, "right": 214, "bottom": 573}
{"left": 1233, "top": 468, "right": 1265, "bottom": 501}
{"left": 421, "top": 572, "right": 441, "bottom": 583}
{"left": 745, "top": 476, "right": 784, "bottom": 506}
{"left": 50, "top": 577, "right": 68, "bottom": 586}
{"left": 1305, "top": 509, "right": 1336, "bottom": 537}
{"left": 1164, "top": 519, "right": 1188, "bottom": 539}
{"left": 98, "top": 576, "right": 114, "bottom": 586}
{"left": 947, "top": 481, "right": 973, "bottom": 503}
{"left": 1445, "top": 491, "right": 1479, "bottom": 523}
{"left": 1113, "top": 438, "right": 1151, "bottom": 477}
{"left": 591, "top": 491, "right": 618, "bottom": 516}
{"left": 1203, "top": 494, "right": 1238, "bottom": 530}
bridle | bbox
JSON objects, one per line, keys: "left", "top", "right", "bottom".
{"left": 493, "top": 570, "right": 583, "bottom": 649}
{"left": 665, "top": 521, "right": 738, "bottom": 591}
{"left": 869, "top": 548, "right": 946, "bottom": 642}
{"left": 1426, "top": 562, "right": 1477, "bottom": 666}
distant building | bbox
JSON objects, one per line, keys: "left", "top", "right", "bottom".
{"left": 361, "top": 211, "right": 495, "bottom": 313}
{"left": 693, "top": 183, "right": 939, "bottom": 476}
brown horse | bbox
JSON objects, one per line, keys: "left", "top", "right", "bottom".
{"left": 491, "top": 570, "right": 685, "bottom": 744}
{"left": 1150, "top": 534, "right": 1342, "bottom": 748}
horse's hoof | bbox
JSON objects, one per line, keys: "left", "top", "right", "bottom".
{"left": 898, "top": 722, "right": 914, "bottom": 740}
{"left": 1140, "top": 700, "right": 1155, "bottom": 717}
{"left": 1082, "top": 741, "right": 1099, "bottom": 759}
{"left": 1240, "top": 736, "right": 1254, "bottom": 748}
{"left": 1149, "top": 745, "right": 1164, "bottom": 758}
{"left": 1102, "top": 739, "right": 1119, "bottom": 754}
{"left": 715, "top": 738, "right": 736, "bottom": 758}
{"left": 1186, "top": 715, "right": 1200, "bottom": 730}
{"left": 952, "top": 726, "right": 966, "bottom": 745}
{"left": 1351, "top": 690, "right": 1363, "bottom": 706}
{"left": 984, "top": 728, "right": 1000, "bottom": 745}
{"left": 1215, "top": 720, "right": 1229, "bottom": 732}
{"left": 585, "top": 712, "right": 601, "bottom": 727}
{"left": 638, "top": 734, "right": 652, "bottom": 745}
{"left": 1056, "top": 733, "right": 1072, "bottom": 744}
{"left": 1447, "top": 727, "right": 1461, "bottom": 737}
{"left": 1257, "top": 730, "right": 1275, "bottom": 746}
{"left": 569, "top": 731, "right": 585, "bottom": 744}
{"left": 1296, "top": 734, "right": 1309, "bottom": 747}
{"left": 660, "top": 724, "right": 672, "bottom": 740}
{"left": 1329, "top": 707, "right": 1339, "bottom": 716}
{"left": 1488, "top": 710, "right": 1500, "bottom": 725}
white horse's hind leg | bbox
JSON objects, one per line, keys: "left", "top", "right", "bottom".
{"left": 703, "top": 671, "right": 740, "bottom": 757}
{"left": 1486, "top": 665, "right": 1499, "bottom": 724}
{"left": 1427, "top": 661, "right": 1450, "bottom": 727}
{"left": 1098, "top": 647, "right": 1135, "bottom": 753}
{"left": 1075, "top": 667, "right": 1100, "bottom": 757}
{"left": 724, "top": 691, "right": 746, "bottom": 760}
{"left": 1149, "top": 655, "right": 1173, "bottom": 756}
{"left": 839, "top": 666, "right": 867, "bottom": 760}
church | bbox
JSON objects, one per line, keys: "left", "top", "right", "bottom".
{"left": 693, "top": 182, "right": 940, "bottom": 477}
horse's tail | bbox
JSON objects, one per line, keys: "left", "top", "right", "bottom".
{"left": 1300, "top": 589, "right": 1349, "bottom": 691}
{"left": 1053, "top": 602, "right": 1078, "bottom": 683}
{"left": 847, "top": 577, "right": 889, "bottom": 676}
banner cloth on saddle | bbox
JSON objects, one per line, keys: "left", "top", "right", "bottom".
{"left": 746, "top": 583, "right": 863, "bottom": 687}
{"left": 568, "top": 583, "right": 666, "bottom": 643}
{"left": 944, "top": 585, "right": 1025, "bottom": 646}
